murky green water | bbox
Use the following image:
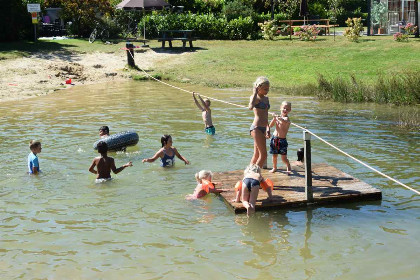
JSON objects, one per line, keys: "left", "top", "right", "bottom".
{"left": 0, "top": 81, "right": 419, "bottom": 279}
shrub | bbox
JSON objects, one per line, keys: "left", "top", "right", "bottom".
{"left": 344, "top": 17, "right": 364, "bottom": 42}
{"left": 293, "top": 25, "right": 320, "bottom": 41}
{"left": 393, "top": 32, "right": 408, "bottom": 42}
{"left": 145, "top": 13, "right": 255, "bottom": 40}
{"left": 258, "top": 20, "right": 278, "bottom": 40}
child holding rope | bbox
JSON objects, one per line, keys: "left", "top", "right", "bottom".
{"left": 269, "top": 101, "right": 292, "bottom": 174}
{"left": 142, "top": 135, "right": 190, "bottom": 167}
{"left": 192, "top": 92, "right": 215, "bottom": 135}
{"left": 249, "top": 77, "right": 271, "bottom": 168}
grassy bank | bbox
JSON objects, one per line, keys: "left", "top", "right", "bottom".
{"left": 1, "top": 36, "right": 419, "bottom": 104}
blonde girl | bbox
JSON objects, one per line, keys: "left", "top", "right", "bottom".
{"left": 249, "top": 76, "right": 271, "bottom": 168}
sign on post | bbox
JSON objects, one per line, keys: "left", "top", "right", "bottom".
{"left": 27, "top": 3, "right": 41, "bottom": 13}
{"left": 31, "top": 12, "right": 38, "bottom": 24}
{"left": 27, "top": 4, "right": 40, "bottom": 41}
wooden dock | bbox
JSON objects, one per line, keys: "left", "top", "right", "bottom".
{"left": 216, "top": 163, "right": 382, "bottom": 214}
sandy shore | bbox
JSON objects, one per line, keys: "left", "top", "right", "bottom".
{"left": 0, "top": 48, "right": 187, "bottom": 102}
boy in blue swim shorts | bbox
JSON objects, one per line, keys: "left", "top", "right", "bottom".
{"left": 193, "top": 92, "right": 215, "bottom": 135}
{"left": 269, "top": 101, "right": 292, "bottom": 174}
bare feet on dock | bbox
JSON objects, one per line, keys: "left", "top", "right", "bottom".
{"left": 269, "top": 168, "right": 277, "bottom": 173}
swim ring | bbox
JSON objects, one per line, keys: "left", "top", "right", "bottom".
{"left": 93, "top": 130, "right": 139, "bottom": 151}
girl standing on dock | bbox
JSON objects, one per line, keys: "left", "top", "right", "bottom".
{"left": 249, "top": 76, "right": 271, "bottom": 168}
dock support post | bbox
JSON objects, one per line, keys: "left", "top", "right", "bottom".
{"left": 126, "top": 42, "right": 135, "bottom": 67}
{"left": 304, "top": 130, "right": 313, "bottom": 202}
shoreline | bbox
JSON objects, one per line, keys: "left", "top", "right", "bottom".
{"left": 0, "top": 48, "right": 188, "bottom": 103}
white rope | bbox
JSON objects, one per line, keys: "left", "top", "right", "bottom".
{"left": 125, "top": 48, "right": 419, "bottom": 195}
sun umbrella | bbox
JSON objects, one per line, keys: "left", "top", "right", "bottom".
{"left": 116, "top": 0, "right": 170, "bottom": 42}
{"left": 300, "top": 0, "right": 309, "bottom": 25}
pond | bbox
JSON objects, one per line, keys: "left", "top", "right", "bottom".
{"left": 0, "top": 81, "right": 418, "bottom": 279}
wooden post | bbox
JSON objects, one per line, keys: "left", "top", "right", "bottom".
{"left": 303, "top": 130, "right": 313, "bottom": 202}
{"left": 126, "top": 42, "right": 135, "bottom": 67}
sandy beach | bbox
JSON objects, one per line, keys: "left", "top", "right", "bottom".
{"left": 0, "top": 48, "right": 188, "bottom": 103}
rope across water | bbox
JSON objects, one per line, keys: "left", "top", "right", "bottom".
{"left": 124, "top": 47, "right": 419, "bottom": 195}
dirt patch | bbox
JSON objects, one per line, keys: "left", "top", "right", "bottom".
{"left": 0, "top": 48, "right": 190, "bottom": 102}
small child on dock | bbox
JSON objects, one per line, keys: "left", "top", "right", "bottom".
{"left": 186, "top": 170, "right": 226, "bottom": 199}
{"left": 235, "top": 164, "right": 273, "bottom": 215}
{"left": 269, "top": 101, "right": 292, "bottom": 174}
{"left": 192, "top": 92, "right": 215, "bottom": 135}
{"left": 28, "top": 140, "right": 42, "bottom": 175}
{"left": 142, "top": 135, "right": 189, "bottom": 167}
{"left": 89, "top": 141, "right": 132, "bottom": 183}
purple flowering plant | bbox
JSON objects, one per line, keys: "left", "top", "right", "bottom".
{"left": 293, "top": 24, "right": 320, "bottom": 41}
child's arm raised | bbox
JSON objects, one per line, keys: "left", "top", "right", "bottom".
{"left": 197, "top": 94, "right": 210, "bottom": 111}
{"left": 142, "top": 149, "right": 164, "bottom": 163}
{"left": 174, "top": 148, "right": 190, "bottom": 165}
{"left": 192, "top": 92, "right": 204, "bottom": 111}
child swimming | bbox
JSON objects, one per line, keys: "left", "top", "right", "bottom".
{"left": 99, "top": 126, "right": 110, "bottom": 138}
{"left": 142, "top": 135, "right": 189, "bottom": 167}
{"left": 89, "top": 141, "right": 132, "bottom": 183}
{"left": 192, "top": 92, "right": 215, "bottom": 135}
{"left": 28, "top": 140, "right": 42, "bottom": 175}
{"left": 187, "top": 170, "right": 226, "bottom": 199}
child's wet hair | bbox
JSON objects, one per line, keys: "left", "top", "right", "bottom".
{"left": 198, "top": 170, "right": 213, "bottom": 181}
{"left": 97, "top": 141, "right": 108, "bottom": 154}
{"left": 29, "top": 140, "right": 41, "bottom": 150}
{"left": 244, "top": 164, "right": 261, "bottom": 175}
{"left": 204, "top": 98, "right": 211, "bottom": 106}
{"left": 161, "top": 134, "right": 171, "bottom": 147}
{"left": 99, "top": 126, "right": 109, "bottom": 134}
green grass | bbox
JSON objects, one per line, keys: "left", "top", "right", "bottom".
{"left": 151, "top": 36, "right": 420, "bottom": 91}
{"left": 1, "top": 36, "right": 419, "bottom": 104}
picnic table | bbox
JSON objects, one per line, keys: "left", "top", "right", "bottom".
{"left": 278, "top": 19, "right": 338, "bottom": 37}
{"left": 157, "top": 30, "right": 195, "bottom": 49}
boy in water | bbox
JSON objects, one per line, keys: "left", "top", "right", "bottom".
{"left": 99, "top": 126, "right": 110, "bottom": 138}
{"left": 192, "top": 92, "right": 215, "bottom": 135}
{"left": 89, "top": 141, "right": 132, "bottom": 183}
{"left": 269, "top": 101, "right": 292, "bottom": 174}
{"left": 28, "top": 140, "right": 42, "bottom": 175}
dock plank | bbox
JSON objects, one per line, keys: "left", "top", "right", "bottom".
{"left": 216, "top": 163, "right": 382, "bottom": 213}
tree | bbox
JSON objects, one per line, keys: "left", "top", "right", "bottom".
{"left": 45, "top": 0, "right": 113, "bottom": 37}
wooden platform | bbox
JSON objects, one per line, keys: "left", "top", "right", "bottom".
{"left": 216, "top": 163, "right": 382, "bottom": 214}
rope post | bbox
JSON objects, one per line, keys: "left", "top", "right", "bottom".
{"left": 126, "top": 42, "right": 135, "bottom": 67}
{"left": 303, "top": 130, "right": 313, "bottom": 202}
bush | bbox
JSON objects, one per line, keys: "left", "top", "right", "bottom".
{"left": 344, "top": 17, "right": 364, "bottom": 42}
{"left": 258, "top": 20, "right": 278, "bottom": 40}
{"left": 145, "top": 13, "right": 255, "bottom": 40}
{"left": 293, "top": 25, "right": 320, "bottom": 41}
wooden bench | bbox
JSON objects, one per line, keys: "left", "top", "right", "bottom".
{"left": 157, "top": 30, "right": 196, "bottom": 49}
{"left": 278, "top": 19, "right": 338, "bottom": 37}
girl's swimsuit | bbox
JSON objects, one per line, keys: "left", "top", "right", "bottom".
{"left": 250, "top": 100, "right": 270, "bottom": 134}
{"left": 242, "top": 178, "right": 260, "bottom": 192}
{"left": 161, "top": 149, "right": 175, "bottom": 167}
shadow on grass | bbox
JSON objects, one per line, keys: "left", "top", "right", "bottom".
{"left": 0, "top": 40, "right": 77, "bottom": 56}
{"left": 150, "top": 46, "right": 207, "bottom": 54}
